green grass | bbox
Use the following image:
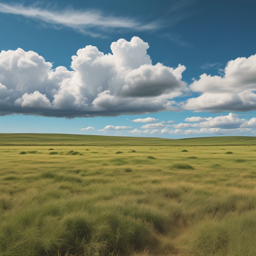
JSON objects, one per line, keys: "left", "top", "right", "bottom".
{"left": 172, "top": 163, "right": 194, "bottom": 169}
{"left": 1, "top": 134, "right": 256, "bottom": 255}
{"left": 1, "top": 133, "right": 256, "bottom": 146}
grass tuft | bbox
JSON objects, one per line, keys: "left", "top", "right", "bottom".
{"left": 116, "top": 151, "right": 123, "bottom": 154}
{"left": 19, "top": 151, "right": 27, "bottom": 154}
{"left": 226, "top": 151, "right": 233, "bottom": 154}
{"left": 147, "top": 156, "right": 156, "bottom": 159}
{"left": 3, "top": 176, "right": 19, "bottom": 181}
{"left": 172, "top": 163, "right": 194, "bottom": 169}
{"left": 27, "top": 151, "right": 37, "bottom": 154}
{"left": 234, "top": 159, "right": 246, "bottom": 163}
{"left": 187, "top": 156, "right": 198, "bottom": 159}
{"left": 67, "top": 150, "right": 80, "bottom": 155}
{"left": 49, "top": 151, "right": 58, "bottom": 155}
{"left": 124, "top": 168, "right": 133, "bottom": 172}
{"left": 182, "top": 149, "right": 188, "bottom": 152}
{"left": 40, "top": 172, "right": 56, "bottom": 179}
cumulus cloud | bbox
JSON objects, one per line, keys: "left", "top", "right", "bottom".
{"left": 99, "top": 125, "right": 132, "bottom": 132}
{"left": 128, "top": 113, "right": 256, "bottom": 137}
{"left": 0, "top": 3, "right": 162, "bottom": 37}
{"left": 0, "top": 37, "right": 187, "bottom": 117}
{"left": 174, "top": 113, "right": 245, "bottom": 129}
{"left": 185, "top": 53, "right": 256, "bottom": 112}
{"left": 132, "top": 117, "right": 158, "bottom": 123}
{"left": 162, "top": 120, "right": 175, "bottom": 124}
{"left": 80, "top": 127, "right": 94, "bottom": 131}
{"left": 141, "top": 123, "right": 166, "bottom": 129}
{"left": 185, "top": 116, "right": 207, "bottom": 122}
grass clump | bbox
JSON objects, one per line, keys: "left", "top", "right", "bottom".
{"left": 226, "top": 151, "right": 233, "bottom": 154}
{"left": 48, "top": 148, "right": 54, "bottom": 150}
{"left": 67, "top": 150, "right": 81, "bottom": 155}
{"left": 19, "top": 151, "right": 27, "bottom": 154}
{"left": 182, "top": 149, "right": 188, "bottom": 152}
{"left": 3, "top": 176, "right": 19, "bottom": 181}
{"left": 124, "top": 168, "right": 133, "bottom": 172}
{"left": 49, "top": 151, "right": 58, "bottom": 155}
{"left": 130, "top": 150, "right": 136, "bottom": 153}
{"left": 27, "top": 151, "right": 37, "bottom": 154}
{"left": 187, "top": 156, "right": 198, "bottom": 159}
{"left": 147, "top": 156, "right": 156, "bottom": 159}
{"left": 40, "top": 172, "right": 56, "bottom": 179}
{"left": 212, "top": 164, "right": 221, "bottom": 168}
{"left": 235, "top": 159, "right": 246, "bottom": 163}
{"left": 172, "top": 163, "right": 194, "bottom": 169}
{"left": 116, "top": 151, "right": 123, "bottom": 154}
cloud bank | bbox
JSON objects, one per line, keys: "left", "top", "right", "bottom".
{"left": 128, "top": 113, "right": 256, "bottom": 136}
{"left": 0, "top": 37, "right": 187, "bottom": 118}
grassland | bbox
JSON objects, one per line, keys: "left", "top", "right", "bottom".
{"left": 0, "top": 134, "right": 256, "bottom": 256}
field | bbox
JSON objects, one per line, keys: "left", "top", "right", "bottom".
{"left": 0, "top": 134, "right": 256, "bottom": 256}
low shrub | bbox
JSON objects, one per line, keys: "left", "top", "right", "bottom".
{"left": 226, "top": 151, "right": 233, "bottom": 154}
{"left": 19, "top": 151, "right": 27, "bottom": 154}
{"left": 182, "top": 149, "right": 188, "bottom": 152}
{"left": 116, "top": 151, "right": 123, "bottom": 154}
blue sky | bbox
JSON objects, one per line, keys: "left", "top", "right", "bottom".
{"left": 0, "top": 0, "right": 256, "bottom": 138}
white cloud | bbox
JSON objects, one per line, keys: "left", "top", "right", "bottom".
{"left": 161, "top": 120, "right": 175, "bottom": 124}
{"left": 185, "top": 53, "right": 256, "bottom": 112}
{"left": 185, "top": 116, "right": 207, "bottom": 122}
{"left": 130, "top": 129, "right": 150, "bottom": 134}
{"left": 132, "top": 117, "right": 158, "bottom": 123}
{"left": 159, "top": 127, "right": 253, "bottom": 136}
{"left": 191, "top": 54, "right": 256, "bottom": 94}
{"left": 80, "top": 127, "right": 94, "bottom": 131}
{"left": 15, "top": 91, "right": 52, "bottom": 108}
{"left": 185, "top": 91, "right": 256, "bottom": 112}
{"left": 0, "top": 37, "right": 187, "bottom": 117}
{"left": 0, "top": 3, "right": 162, "bottom": 37}
{"left": 99, "top": 125, "right": 132, "bottom": 132}
{"left": 141, "top": 123, "right": 166, "bottom": 129}
{"left": 175, "top": 113, "right": 245, "bottom": 129}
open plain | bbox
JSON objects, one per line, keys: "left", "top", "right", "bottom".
{"left": 0, "top": 134, "right": 256, "bottom": 256}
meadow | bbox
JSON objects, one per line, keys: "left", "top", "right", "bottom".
{"left": 0, "top": 134, "right": 256, "bottom": 256}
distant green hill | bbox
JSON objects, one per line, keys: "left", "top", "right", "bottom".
{"left": 0, "top": 134, "right": 255, "bottom": 146}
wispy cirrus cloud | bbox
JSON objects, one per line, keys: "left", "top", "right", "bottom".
{"left": 0, "top": 3, "right": 163, "bottom": 37}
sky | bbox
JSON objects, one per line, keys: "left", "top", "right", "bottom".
{"left": 0, "top": 0, "right": 256, "bottom": 138}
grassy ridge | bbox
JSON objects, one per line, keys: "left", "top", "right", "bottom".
{"left": 1, "top": 135, "right": 256, "bottom": 255}
{"left": 0, "top": 133, "right": 256, "bottom": 146}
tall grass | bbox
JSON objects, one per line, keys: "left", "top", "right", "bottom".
{"left": 0, "top": 140, "right": 256, "bottom": 255}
